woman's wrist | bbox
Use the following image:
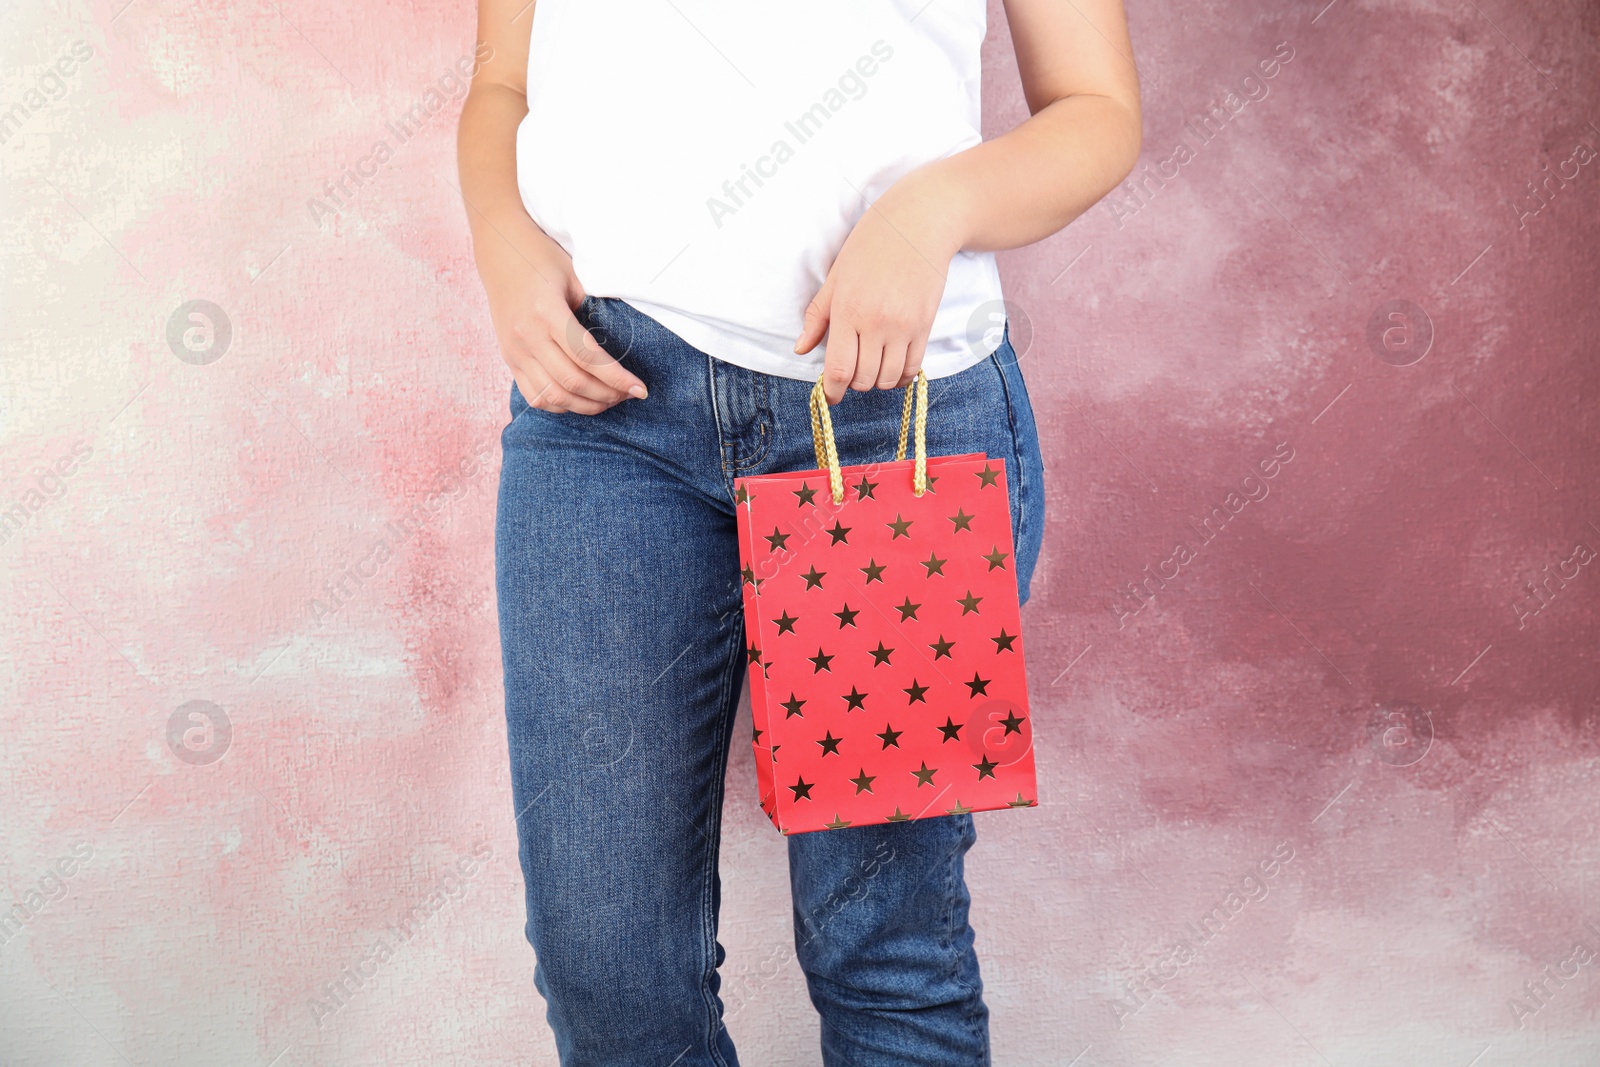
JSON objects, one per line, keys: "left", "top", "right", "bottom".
{"left": 881, "top": 162, "right": 978, "bottom": 262}
{"left": 473, "top": 212, "right": 580, "bottom": 303}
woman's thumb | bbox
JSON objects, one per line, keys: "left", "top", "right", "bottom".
{"left": 793, "top": 285, "right": 832, "bottom": 355}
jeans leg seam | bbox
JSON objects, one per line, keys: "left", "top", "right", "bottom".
{"left": 950, "top": 816, "right": 987, "bottom": 1063}
{"left": 945, "top": 830, "right": 960, "bottom": 986}
{"left": 697, "top": 622, "right": 744, "bottom": 1067}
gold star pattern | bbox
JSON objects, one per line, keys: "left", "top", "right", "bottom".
{"left": 965, "top": 672, "right": 991, "bottom": 698}
{"left": 912, "top": 761, "right": 938, "bottom": 787}
{"left": 773, "top": 610, "right": 798, "bottom": 635}
{"left": 920, "top": 551, "right": 947, "bottom": 577}
{"left": 734, "top": 484, "right": 753, "bottom": 505}
{"left": 973, "top": 754, "right": 999, "bottom": 779}
{"left": 793, "top": 482, "right": 817, "bottom": 506}
{"left": 947, "top": 508, "right": 974, "bottom": 533}
{"left": 745, "top": 642, "right": 763, "bottom": 667}
{"left": 868, "top": 642, "right": 894, "bottom": 666}
{"left": 752, "top": 726, "right": 762, "bottom": 743}
{"left": 808, "top": 648, "right": 834, "bottom": 673}
{"left": 886, "top": 513, "right": 914, "bottom": 539}
{"left": 956, "top": 591, "right": 983, "bottom": 615}
{"left": 781, "top": 694, "right": 806, "bottom": 718}
{"left": 947, "top": 799, "right": 973, "bottom": 815}
{"left": 842, "top": 686, "right": 869, "bottom": 711}
{"left": 886, "top": 806, "right": 912, "bottom": 822}
{"left": 849, "top": 768, "right": 876, "bottom": 794}
{"left": 929, "top": 634, "right": 956, "bottom": 660}
{"left": 982, "top": 546, "right": 1010, "bottom": 571}
{"left": 765, "top": 527, "right": 791, "bottom": 552}
{"left": 1007, "top": 793, "right": 1036, "bottom": 808}
{"left": 860, "top": 558, "right": 887, "bottom": 583}
{"left": 999, "top": 710, "right": 1026, "bottom": 735}
{"left": 816, "top": 730, "right": 843, "bottom": 756}
{"left": 876, "top": 724, "right": 903, "bottom": 749}
{"left": 824, "top": 814, "right": 852, "bottom": 830}
{"left": 826, "top": 521, "right": 851, "bottom": 545}
{"left": 903, "top": 680, "right": 929, "bottom": 704}
{"left": 740, "top": 564, "right": 763, "bottom": 589}
{"left": 790, "top": 776, "right": 814, "bottom": 801}
{"left": 833, "top": 603, "right": 859, "bottom": 627}
{"left": 937, "top": 717, "right": 964, "bottom": 742}
{"left": 976, "top": 463, "right": 1001, "bottom": 488}
{"left": 801, "top": 565, "right": 826, "bottom": 590}
{"left": 854, "top": 475, "right": 878, "bottom": 500}
{"left": 990, "top": 627, "right": 1017, "bottom": 652}
{"left": 894, "top": 596, "right": 921, "bottom": 622}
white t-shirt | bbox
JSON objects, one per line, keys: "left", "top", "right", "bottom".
{"left": 515, "top": 0, "right": 1007, "bottom": 381}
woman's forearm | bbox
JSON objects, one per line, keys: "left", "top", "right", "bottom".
{"left": 457, "top": 33, "right": 645, "bottom": 411}
{"left": 901, "top": 92, "right": 1142, "bottom": 256}
{"left": 457, "top": 81, "right": 575, "bottom": 293}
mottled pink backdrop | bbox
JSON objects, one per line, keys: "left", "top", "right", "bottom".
{"left": 3, "top": 0, "right": 1597, "bottom": 1064}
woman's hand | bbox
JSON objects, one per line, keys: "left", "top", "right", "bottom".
{"left": 794, "top": 171, "right": 966, "bottom": 405}
{"left": 477, "top": 228, "right": 648, "bottom": 415}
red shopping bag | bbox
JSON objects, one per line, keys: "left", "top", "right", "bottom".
{"left": 734, "top": 372, "right": 1037, "bottom": 835}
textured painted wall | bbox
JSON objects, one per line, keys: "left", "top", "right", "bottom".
{"left": 3, "top": 1, "right": 1597, "bottom": 1064}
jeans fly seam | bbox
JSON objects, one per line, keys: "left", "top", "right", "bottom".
{"left": 727, "top": 372, "right": 773, "bottom": 473}
{"left": 707, "top": 351, "right": 739, "bottom": 501}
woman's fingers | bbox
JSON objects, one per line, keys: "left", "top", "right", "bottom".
{"left": 496, "top": 286, "right": 643, "bottom": 414}
{"left": 822, "top": 317, "right": 859, "bottom": 405}
{"left": 555, "top": 306, "right": 649, "bottom": 400}
{"left": 806, "top": 279, "right": 934, "bottom": 402}
{"left": 795, "top": 292, "right": 831, "bottom": 357}
{"left": 528, "top": 333, "right": 629, "bottom": 408}
{"left": 518, "top": 360, "right": 612, "bottom": 415}
{"left": 876, "top": 340, "right": 907, "bottom": 390}
{"left": 896, "top": 333, "right": 929, "bottom": 388}
{"left": 851, "top": 331, "right": 886, "bottom": 392}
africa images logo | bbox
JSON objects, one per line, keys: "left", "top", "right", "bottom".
{"left": 705, "top": 40, "right": 896, "bottom": 228}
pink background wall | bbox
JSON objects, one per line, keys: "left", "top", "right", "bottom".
{"left": 3, "top": 1, "right": 1597, "bottom": 1064}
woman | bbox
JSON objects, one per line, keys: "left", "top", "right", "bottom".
{"left": 457, "top": 2, "right": 1139, "bottom": 1062}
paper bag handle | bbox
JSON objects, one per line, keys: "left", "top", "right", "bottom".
{"left": 808, "top": 369, "right": 929, "bottom": 505}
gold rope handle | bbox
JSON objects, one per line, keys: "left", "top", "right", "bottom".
{"left": 808, "top": 380, "right": 845, "bottom": 505}
{"left": 809, "top": 370, "right": 929, "bottom": 505}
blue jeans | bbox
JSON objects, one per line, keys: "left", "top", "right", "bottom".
{"left": 496, "top": 296, "right": 1045, "bottom": 1066}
